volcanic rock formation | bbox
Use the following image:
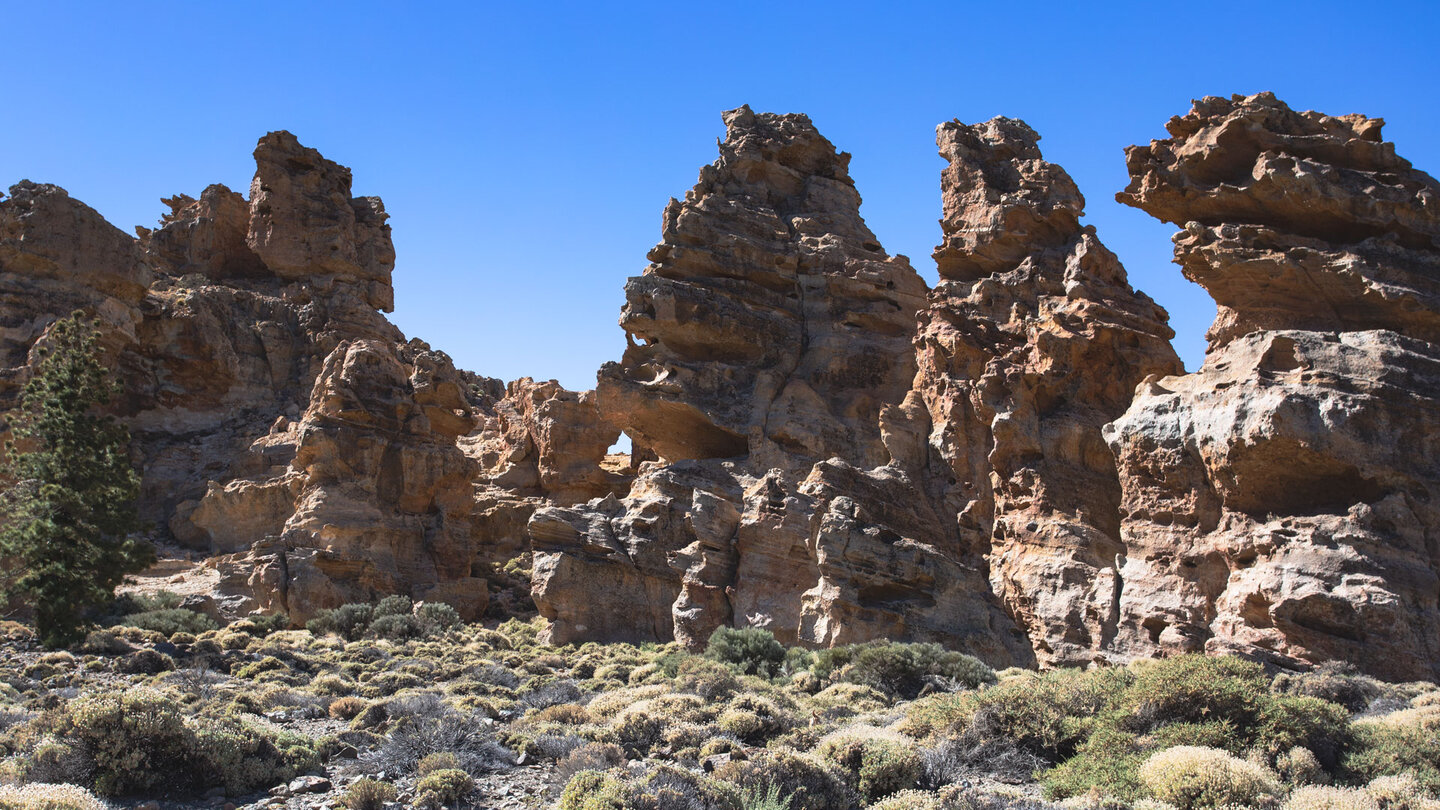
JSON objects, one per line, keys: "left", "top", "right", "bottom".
{"left": 533, "top": 107, "right": 1032, "bottom": 664}
{"left": 3, "top": 95, "right": 1436, "bottom": 680}
{"left": 1107, "top": 92, "right": 1440, "bottom": 681}
{"left": 531, "top": 108, "right": 1187, "bottom": 667}
{"left": 0, "top": 133, "right": 615, "bottom": 623}
{"left": 889, "top": 118, "right": 1183, "bottom": 667}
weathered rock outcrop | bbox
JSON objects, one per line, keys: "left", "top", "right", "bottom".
{"left": 1108, "top": 93, "right": 1440, "bottom": 681}
{"left": 7, "top": 95, "right": 1438, "bottom": 678}
{"left": 535, "top": 108, "right": 1056, "bottom": 665}
{"left": 595, "top": 105, "right": 928, "bottom": 473}
{"left": 891, "top": 118, "right": 1183, "bottom": 667}
{"left": 2, "top": 133, "right": 616, "bottom": 624}
{"left": 0, "top": 182, "right": 151, "bottom": 399}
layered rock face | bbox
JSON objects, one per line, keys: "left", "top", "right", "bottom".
{"left": 595, "top": 106, "right": 927, "bottom": 472}
{"left": 1107, "top": 93, "right": 1440, "bottom": 680}
{"left": 0, "top": 183, "right": 151, "bottom": 400}
{"left": 892, "top": 119, "right": 1183, "bottom": 667}
{"left": 1, "top": 133, "right": 615, "bottom": 623}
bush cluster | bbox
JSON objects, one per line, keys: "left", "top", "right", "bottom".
{"left": 26, "top": 688, "right": 317, "bottom": 797}
{"left": 306, "top": 596, "right": 461, "bottom": 641}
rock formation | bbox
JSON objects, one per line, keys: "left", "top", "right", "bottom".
{"left": 594, "top": 105, "right": 927, "bottom": 472}
{"left": 1107, "top": 92, "right": 1440, "bottom": 681}
{"left": 0, "top": 133, "right": 615, "bottom": 623}
{"left": 535, "top": 108, "right": 1183, "bottom": 666}
{"left": 891, "top": 118, "right": 1183, "bottom": 667}
{"left": 5, "top": 94, "right": 1437, "bottom": 679}
{"left": 0, "top": 182, "right": 151, "bottom": 400}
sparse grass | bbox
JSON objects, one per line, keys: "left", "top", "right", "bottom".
{"left": 0, "top": 600, "right": 1432, "bottom": 810}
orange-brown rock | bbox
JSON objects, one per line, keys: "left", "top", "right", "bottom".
{"left": 534, "top": 108, "right": 1032, "bottom": 665}
{"left": 468, "top": 378, "right": 623, "bottom": 505}
{"left": 595, "top": 105, "right": 928, "bottom": 473}
{"left": 892, "top": 118, "right": 1183, "bottom": 667}
{"left": 246, "top": 131, "right": 397, "bottom": 312}
{"left": 1, "top": 132, "right": 618, "bottom": 624}
{"left": 1108, "top": 93, "right": 1440, "bottom": 680}
{"left": 0, "top": 181, "right": 151, "bottom": 399}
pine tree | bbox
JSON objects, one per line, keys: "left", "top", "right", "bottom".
{"left": 0, "top": 312, "right": 152, "bottom": 647}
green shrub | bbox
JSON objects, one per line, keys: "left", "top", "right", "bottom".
{"left": 810, "top": 682, "right": 890, "bottom": 720}
{"left": 41, "top": 686, "right": 317, "bottom": 798}
{"left": 706, "top": 627, "right": 788, "bottom": 679}
{"left": 910, "top": 666, "right": 1129, "bottom": 760}
{"left": 374, "top": 595, "right": 413, "bottom": 618}
{"left": 1123, "top": 655, "right": 1269, "bottom": 733}
{"left": 813, "top": 641, "right": 994, "bottom": 699}
{"left": 115, "top": 608, "right": 216, "bottom": 636}
{"left": 1273, "top": 662, "right": 1385, "bottom": 713}
{"left": 715, "top": 748, "right": 856, "bottom": 810}
{"left": 674, "top": 656, "right": 743, "bottom": 701}
{"left": 189, "top": 718, "right": 319, "bottom": 796}
{"left": 817, "top": 735, "right": 922, "bottom": 804}
{"left": 1342, "top": 712, "right": 1440, "bottom": 793}
{"left": 57, "top": 688, "right": 192, "bottom": 796}
{"left": 870, "top": 790, "right": 941, "bottom": 810}
{"left": 415, "top": 768, "right": 473, "bottom": 808}
{"left": 611, "top": 708, "right": 665, "bottom": 754}
{"left": 1258, "top": 694, "right": 1353, "bottom": 766}
{"left": 738, "top": 782, "right": 794, "bottom": 810}
{"left": 240, "top": 612, "right": 290, "bottom": 637}
{"left": 341, "top": 777, "right": 397, "bottom": 810}
{"left": 368, "top": 613, "right": 425, "bottom": 641}
{"left": 416, "top": 602, "right": 462, "bottom": 633}
{"left": 1042, "top": 726, "right": 1148, "bottom": 801}
{"left": 417, "top": 750, "right": 461, "bottom": 775}
{"left": 114, "top": 648, "right": 174, "bottom": 675}
{"left": 306, "top": 603, "right": 374, "bottom": 640}
{"left": 558, "top": 770, "right": 628, "bottom": 810}
{"left": 1137, "top": 745, "right": 1281, "bottom": 810}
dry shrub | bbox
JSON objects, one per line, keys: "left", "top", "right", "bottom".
{"left": 0, "top": 783, "right": 110, "bottom": 810}
{"left": 556, "top": 742, "right": 625, "bottom": 784}
{"left": 340, "top": 778, "right": 396, "bottom": 810}
{"left": 329, "top": 697, "right": 368, "bottom": 721}
{"left": 1138, "top": 746, "right": 1281, "bottom": 810}
{"left": 1282, "top": 786, "right": 1380, "bottom": 810}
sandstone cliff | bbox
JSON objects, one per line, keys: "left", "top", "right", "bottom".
{"left": 1107, "top": 92, "right": 1440, "bottom": 681}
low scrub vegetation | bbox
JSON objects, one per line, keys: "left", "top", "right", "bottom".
{"left": 0, "top": 600, "right": 1435, "bottom": 810}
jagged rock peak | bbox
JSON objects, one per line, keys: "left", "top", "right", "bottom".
{"left": 596, "top": 106, "right": 926, "bottom": 470}
{"left": 1118, "top": 92, "right": 1439, "bottom": 247}
{"left": 137, "top": 131, "right": 399, "bottom": 313}
{"left": 248, "top": 131, "right": 397, "bottom": 311}
{"left": 1117, "top": 91, "right": 1440, "bottom": 347}
{"left": 933, "top": 117, "right": 1087, "bottom": 281}
{"left": 901, "top": 115, "right": 1181, "bottom": 668}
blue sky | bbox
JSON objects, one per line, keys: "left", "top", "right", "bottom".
{"left": 5, "top": 1, "right": 1438, "bottom": 392}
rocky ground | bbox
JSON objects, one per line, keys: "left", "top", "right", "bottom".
{"left": 2, "top": 597, "right": 1438, "bottom": 810}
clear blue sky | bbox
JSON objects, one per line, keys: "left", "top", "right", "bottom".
{"left": 5, "top": 1, "right": 1438, "bottom": 392}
